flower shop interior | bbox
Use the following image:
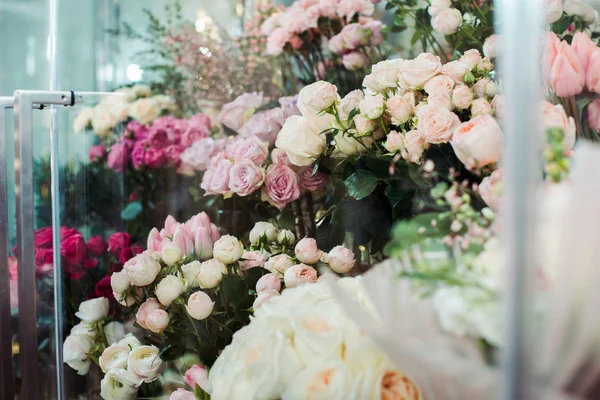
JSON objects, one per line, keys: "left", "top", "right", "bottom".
{"left": 2, "top": 0, "right": 600, "bottom": 399}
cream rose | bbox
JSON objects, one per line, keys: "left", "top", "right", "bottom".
{"left": 282, "top": 361, "right": 352, "bottom": 399}
{"left": 128, "top": 345, "right": 165, "bottom": 384}
{"left": 264, "top": 254, "right": 295, "bottom": 277}
{"left": 416, "top": 104, "right": 461, "bottom": 144}
{"left": 402, "top": 130, "right": 427, "bottom": 163}
{"left": 386, "top": 93, "right": 415, "bottom": 125}
{"left": 371, "top": 58, "right": 403, "bottom": 89}
{"left": 334, "top": 131, "right": 371, "bottom": 156}
{"left": 451, "top": 115, "right": 504, "bottom": 169}
{"left": 471, "top": 98, "right": 493, "bottom": 117}
{"left": 161, "top": 241, "right": 183, "bottom": 266}
{"left": 277, "top": 229, "right": 296, "bottom": 244}
{"left": 432, "top": 8, "right": 462, "bottom": 35}
{"left": 297, "top": 81, "right": 339, "bottom": 114}
{"left": 182, "top": 261, "right": 203, "bottom": 288}
{"left": 338, "top": 90, "right": 364, "bottom": 120}
{"left": 111, "top": 271, "right": 131, "bottom": 293}
{"left": 354, "top": 114, "right": 376, "bottom": 134}
{"left": 155, "top": 275, "right": 185, "bottom": 307}
{"left": 186, "top": 291, "right": 214, "bottom": 320}
{"left": 424, "top": 74, "right": 455, "bottom": 97}
{"left": 100, "top": 368, "right": 138, "bottom": 400}
{"left": 63, "top": 334, "right": 93, "bottom": 375}
{"left": 99, "top": 343, "right": 130, "bottom": 373}
{"left": 128, "top": 98, "right": 159, "bottom": 125}
{"left": 124, "top": 252, "right": 162, "bottom": 286}
{"left": 452, "top": 85, "right": 474, "bottom": 110}
{"left": 103, "top": 321, "right": 125, "bottom": 345}
{"left": 275, "top": 116, "right": 328, "bottom": 166}
{"left": 198, "top": 259, "right": 225, "bottom": 289}
{"left": 385, "top": 130, "right": 404, "bottom": 153}
{"left": 359, "top": 93, "right": 385, "bottom": 120}
{"left": 398, "top": 53, "right": 442, "bottom": 90}
{"left": 249, "top": 222, "right": 278, "bottom": 245}
{"left": 441, "top": 60, "right": 469, "bottom": 84}
{"left": 213, "top": 235, "right": 243, "bottom": 264}
{"left": 75, "top": 297, "right": 109, "bottom": 323}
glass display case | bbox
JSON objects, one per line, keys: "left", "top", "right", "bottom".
{"left": 2, "top": 0, "right": 600, "bottom": 399}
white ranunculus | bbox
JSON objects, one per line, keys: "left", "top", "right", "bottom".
{"left": 99, "top": 343, "right": 130, "bottom": 373}
{"left": 124, "top": 253, "right": 162, "bottom": 286}
{"left": 110, "top": 271, "right": 131, "bottom": 293}
{"left": 249, "top": 222, "right": 278, "bottom": 245}
{"left": 186, "top": 291, "right": 214, "bottom": 320}
{"left": 182, "top": 261, "right": 203, "bottom": 288}
{"left": 359, "top": 93, "right": 385, "bottom": 120}
{"left": 103, "top": 321, "right": 125, "bottom": 345}
{"left": 100, "top": 368, "right": 138, "bottom": 400}
{"left": 282, "top": 361, "right": 353, "bottom": 399}
{"left": 451, "top": 115, "right": 504, "bottom": 169}
{"left": 118, "top": 333, "right": 142, "bottom": 350}
{"left": 155, "top": 275, "right": 185, "bottom": 306}
{"left": 371, "top": 58, "right": 404, "bottom": 89}
{"left": 161, "top": 241, "right": 183, "bottom": 266}
{"left": 71, "top": 322, "right": 97, "bottom": 339}
{"left": 275, "top": 116, "right": 328, "bottom": 166}
{"left": 213, "top": 235, "right": 243, "bottom": 264}
{"left": 63, "top": 334, "right": 93, "bottom": 375}
{"left": 75, "top": 297, "right": 109, "bottom": 323}
{"left": 297, "top": 81, "right": 340, "bottom": 114}
{"left": 128, "top": 345, "right": 165, "bottom": 384}
{"left": 198, "top": 259, "right": 225, "bottom": 289}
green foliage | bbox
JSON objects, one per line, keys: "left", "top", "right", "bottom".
{"left": 344, "top": 169, "right": 379, "bottom": 200}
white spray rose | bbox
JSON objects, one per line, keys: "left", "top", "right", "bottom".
{"left": 338, "top": 90, "right": 364, "bottom": 120}
{"left": 213, "top": 235, "right": 243, "bottom": 264}
{"left": 297, "top": 81, "right": 339, "bottom": 114}
{"left": 182, "top": 261, "right": 203, "bottom": 288}
{"left": 198, "top": 259, "right": 225, "bottom": 289}
{"left": 371, "top": 58, "right": 404, "bottom": 89}
{"left": 155, "top": 275, "right": 185, "bottom": 306}
{"left": 275, "top": 116, "right": 328, "bottom": 166}
{"left": 75, "top": 297, "right": 109, "bottom": 323}
{"left": 100, "top": 368, "right": 138, "bottom": 400}
{"left": 564, "top": 0, "right": 587, "bottom": 17}
{"left": 359, "top": 93, "right": 385, "bottom": 120}
{"left": 249, "top": 222, "right": 278, "bottom": 245}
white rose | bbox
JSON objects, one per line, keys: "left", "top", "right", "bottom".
{"left": 451, "top": 115, "right": 504, "bottom": 169}
{"left": 460, "top": 49, "right": 482, "bottom": 70}
{"left": 483, "top": 34, "right": 500, "bottom": 58}
{"left": 428, "top": 0, "right": 452, "bottom": 16}
{"left": 100, "top": 368, "right": 138, "bottom": 400}
{"left": 353, "top": 114, "right": 376, "bottom": 134}
{"left": 111, "top": 270, "right": 131, "bottom": 293}
{"left": 103, "top": 321, "right": 125, "bottom": 345}
{"left": 452, "top": 85, "right": 474, "bottom": 110}
{"left": 118, "top": 333, "right": 142, "bottom": 350}
{"left": 161, "top": 241, "right": 183, "bottom": 266}
{"left": 471, "top": 98, "right": 493, "bottom": 117}
{"left": 297, "top": 81, "right": 339, "bottom": 114}
{"left": 63, "top": 334, "right": 93, "bottom": 375}
{"left": 583, "top": 5, "right": 599, "bottom": 23}
{"left": 398, "top": 53, "right": 442, "bottom": 90}
{"left": 432, "top": 8, "right": 462, "bottom": 35}
{"left": 384, "top": 130, "right": 404, "bottom": 153}
{"left": 182, "top": 261, "right": 203, "bottom": 288}
{"left": 124, "top": 253, "right": 162, "bottom": 286}
{"left": 546, "top": 0, "right": 564, "bottom": 23}
{"left": 249, "top": 222, "right": 278, "bottom": 245}
{"left": 338, "top": 90, "right": 364, "bottom": 120}
{"left": 155, "top": 275, "right": 185, "bottom": 306}
{"left": 362, "top": 74, "right": 384, "bottom": 93}
{"left": 282, "top": 361, "right": 352, "bottom": 399}
{"left": 198, "top": 259, "right": 225, "bottom": 289}
{"left": 277, "top": 229, "right": 296, "bottom": 244}
{"left": 371, "top": 58, "right": 403, "bottom": 89}
{"left": 128, "top": 345, "right": 165, "bottom": 384}
{"left": 99, "top": 343, "right": 130, "bottom": 373}
{"left": 71, "top": 322, "right": 96, "bottom": 339}
{"left": 75, "top": 297, "right": 109, "bottom": 323}
{"left": 213, "top": 235, "right": 243, "bottom": 264}
{"left": 186, "top": 291, "right": 214, "bottom": 320}
{"left": 128, "top": 98, "right": 159, "bottom": 125}
{"left": 275, "top": 116, "right": 328, "bottom": 166}
{"left": 264, "top": 254, "right": 295, "bottom": 277}
{"left": 359, "top": 93, "right": 385, "bottom": 120}
{"left": 334, "top": 131, "right": 369, "bottom": 156}
{"left": 564, "top": 0, "right": 586, "bottom": 17}
{"left": 441, "top": 60, "right": 469, "bottom": 84}
{"left": 386, "top": 93, "right": 414, "bottom": 125}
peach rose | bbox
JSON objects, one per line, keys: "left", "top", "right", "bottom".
{"left": 479, "top": 169, "right": 504, "bottom": 210}
{"left": 402, "top": 130, "right": 427, "bottom": 163}
{"left": 452, "top": 85, "right": 473, "bottom": 110}
{"left": 451, "top": 115, "right": 504, "bottom": 169}
{"left": 441, "top": 60, "right": 469, "bottom": 84}
{"left": 424, "top": 75, "right": 455, "bottom": 97}
{"left": 471, "top": 98, "right": 492, "bottom": 117}
{"left": 416, "top": 104, "right": 461, "bottom": 144}
{"left": 386, "top": 93, "right": 415, "bottom": 125}
{"left": 397, "top": 53, "right": 442, "bottom": 90}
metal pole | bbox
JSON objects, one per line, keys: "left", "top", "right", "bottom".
{"left": 0, "top": 97, "right": 15, "bottom": 400}
{"left": 496, "top": 0, "right": 543, "bottom": 399}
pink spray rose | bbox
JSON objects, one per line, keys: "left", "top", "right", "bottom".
{"left": 297, "top": 166, "right": 329, "bottom": 192}
{"left": 479, "top": 169, "right": 503, "bottom": 210}
{"left": 228, "top": 160, "right": 265, "bottom": 197}
{"left": 201, "top": 157, "right": 234, "bottom": 196}
{"left": 217, "top": 92, "right": 267, "bottom": 131}
{"left": 107, "top": 143, "right": 129, "bottom": 172}
{"left": 416, "top": 104, "right": 461, "bottom": 144}
{"left": 89, "top": 145, "right": 106, "bottom": 163}
{"left": 261, "top": 164, "right": 301, "bottom": 210}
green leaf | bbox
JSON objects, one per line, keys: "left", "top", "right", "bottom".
{"left": 551, "top": 15, "right": 571, "bottom": 34}
{"left": 344, "top": 170, "right": 379, "bottom": 200}
{"left": 120, "top": 201, "right": 143, "bottom": 220}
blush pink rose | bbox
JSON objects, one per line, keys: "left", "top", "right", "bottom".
{"left": 228, "top": 160, "right": 265, "bottom": 196}
{"left": 261, "top": 164, "right": 301, "bottom": 210}
{"left": 587, "top": 99, "right": 600, "bottom": 132}
{"left": 398, "top": 53, "right": 442, "bottom": 90}
{"left": 107, "top": 143, "right": 129, "bottom": 172}
{"left": 217, "top": 92, "right": 267, "bottom": 131}
{"left": 230, "top": 136, "right": 269, "bottom": 166}
{"left": 424, "top": 75, "right": 455, "bottom": 97}
{"left": 271, "top": 148, "right": 292, "bottom": 166}
{"left": 143, "top": 146, "right": 166, "bottom": 169}
{"left": 451, "top": 115, "right": 504, "bottom": 169}
{"left": 416, "top": 104, "right": 461, "bottom": 144}
{"left": 238, "top": 250, "right": 269, "bottom": 271}
{"left": 180, "top": 138, "right": 225, "bottom": 172}
{"left": 283, "top": 264, "right": 318, "bottom": 288}
{"left": 297, "top": 166, "right": 329, "bottom": 192}
{"left": 479, "top": 169, "right": 503, "bottom": 210}
{"left": 549, "top": 41, "right": 585, "bottom": 97}
{"left": 239, "top": 110, "right": 283, "bottom": 145}
{"left": 201, "top": 157, "right": 233, "bottom": 195}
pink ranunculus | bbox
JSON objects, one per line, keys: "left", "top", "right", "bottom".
{"left": 217, "top": 92, "right": 267, "bottom": 132}
{"left": 228, "top": 160, "right": 265, "bottom": 197}
{"left": 34, "top": 227, "right": 53, "bottom": 248}
{"left": 184, "top": 365, "right": 211, "bottom": 393}
{"left": 416, "top": 104, "right": 461, "bottom": 144}
{"left": 60, "top": 233, "right": 88, "bottom": 266}
{"left": 89, "top": 145, "right": 106, "bottom": 163}
{"left": 261, "top": 164, "right": 301, "bottom": 210}
{"left": 571, "top": 32, "right": 595, "bottom": 73}
{"left": 231, "top": 136, "right": 269, "bottom": 166}
{"left": 451, "top": 115, "right": 504, "bottom": 169}
{"left": 125, "top": 121, "right": 149, "bottom": 141}
{"left": 136, "top": 298, "right": 162, "bottom": 330}
{"left": 165, "top": 144, "right": 185, "bottom": 167}
{"left": 479, "top": 169, "right": 503, "bottom": 210}
{"left": 239, "top": 110, "right": 283, "bottom": 145}
{"left": 586, "top": 48, "right": 600, "bottom": 94}
{"left": 549, "top": 41, "right": 586, "bottom": 97}
{"left": 107, "top": 143, "right": 129, "bottom": 172}
{"left": 587, "top": 99, "right": 600, "bottom": 132}
{"left": 297, "top": 166, "right": 329, "bottom": 192}
{"left": 87, "top": 236, "right": 107, "bottom": 257}
{"left": 108, "top": 232, "right": 131, "bottom": 255}
{"left": 238, "top": 250, "right": 270, "bottom": 271}
{"left": 201, "top": 158, "right": 234, "bottom": 196}
{"left": 271, "top": 148, "right": 292, "bottom": 166}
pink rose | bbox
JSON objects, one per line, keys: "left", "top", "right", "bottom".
{"left": 170, "top": 389, "right": 196, "bottom": 400}
{"left": 342, "top": 52, "right": 368, "bottom": 71}
{"left": 483, "top": 34, "right": 500, "bottom": 58}
{"left": 432, "top": 8, "right": 462, "bottom": 35}
{"left": 136, "top": 298, "right": 162, "bottom": 330}
{"left": 336, "top": 0, "right": 375, "bottom": 19}
{"left": 87, "top": 236, "right": 107, "bottom": 257}
{"left": 228, "top": 160, "right": 265, "bottom": 196}
{"left": 297, "top": 166, "right": 329, "bottom": 192}
{"left": 328, "top": 34, "right": 347, "bottom": 55}
{"left": 147, "top": 116, "right": 179, "bottom": 145}
{"left": 218, "top": 92, "right": 267, "bottom": 131}
{"left": 424, "top": 75, "right": 455, "bottom": 97}
{"left": 165, "top": 145, "right": 184, "bottom": 166}
{"left": 201, "top": 158, "right": 233, "bottom": 196}
{"left": 60, "top": 233, "right": 88, "bottom": 266}
{"left": 256, "top": 273, "right": 282, "bottom": 293}
{"left": 271, "top": 148, "right": 292, "bottom": 166}
{"left": 184, "top": 365, "right": 211, "bottom": 393}
{"left": 460, "top": 49, "right": 482, "bottom": 70}
{"left": 441, "top": 60, "right": 469, "bottom": 84}
{"left": 451, "top": 115, "right": 504, "bottom": 169}
{"left": 541, "top": 101, "right": 576, "bottom": 150}
{"left": 479, "top": 169, "right": 503, "bottom": 210}
{"left": 322, "top": 245, "right": 355, "bottom": 273}
{"left": 125, "top": 121, "right": 149, "bottom": 141}
{"left": 107, "top": 143, "right": 129, "bottom": 172}
{"left": 416, "top": 104, "right": 461, "bottom": 144}
{"left": 230, "top": 136, "right": 269, "bottom": 166}
{"left": 398, "top": 53, "right": 442, "bottom": 90}
{"left": 546, "top": 40, "right": 585, "bottom": 97}
{"left": 34, "top": 227, "right": 53, "bottom": 248}
{"left": 452, "top": 85, "right": 473, "bottom": 110}
{"left": 130, "top": 142, "right": 147, "bottom": 170}
{"left": 239, "top": 110, "right": 283, "bottom": 145}
{"left": 587, "top": 99, "right": 600, "bottom": 132}
{"left": 89, "top": 145, "right": 106, "bottom": 163}
{"left": 283, "top": 264, "right": 318, "bottom": 288}
{"left": 402, "top": 130, "right": 427, "bottom": 163}
{"left": 108, "top": 232, "right": 131, "bottom": 255}
{"left": 471, "top": 98, "right": 492, "bottom": 117}
{"left": 586, "top": 48, "right": 600, "bottom": 94}
{"left": 238, "top": 250, "right": 269, "bottom": 271}
{"left": 294, "top": 237, "right": 322, "bottom": 264}
{"left": 261, "top": 164, "right": 300, "bottom": 210}
{"left": 340, "top": 23, "right": 370, "bottom": 49}
{"left": 180, "top": 138, "right": 225, "bottom": 172}
{"left": 143, "top": 146, "right": 166, "bottom": 169}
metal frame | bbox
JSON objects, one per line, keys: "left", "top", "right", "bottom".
{"left": 13, "top": 90, "right": 80, "bottom": 400}
{"left": 0, "top": 97, "right": 15, "bottom": 400}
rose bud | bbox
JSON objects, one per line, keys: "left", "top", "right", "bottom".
{"left": 186, "top": 291, "right": 214, "bottom": 320}
{"left": 213, "top": 235, "right": 243, "bottom": 264}
{"left": 256, "top": 273, "right": 281, "bottom": 293}
{"left": 322, "top": 245, "right": 356, "bottom": 274}
{"left": 284, "top": 264, "right": 318, "bottom": 288}
{"left": 110, "top": 270, "right": 131, "bottom": 293}
{"left": 184, "top": 365, "right": 211, "bottom": 393}
{"left": 294, "top": 238, "right": 322, "bottom": 264}
{"left": 264, "top": 254, "right": 295, "bottom": 277}
{"left": 249, "top": 222, "right": 278, "bottom": 245}
{"left": 161, "top": 242, "right": 183, "bottom": 267}
{"left": 136, "top": 298, "right": 162, "bottom": 329}
{"left": 198, "top": 259, "right": 225, "bottom": 289}
{"left": 276, "top": 229, "right": 295, "bottom": 245}
{"left": 87, "top": 236, "right": 107, "bottom": 257}
{"left": 253, "top": 289, "right": 280, "bottom": 310}
{"left": 155, "top": 276, "right": 185, "bottom": 307}
{"left": 146, "top": 309, "right": 170, "bottom": 334}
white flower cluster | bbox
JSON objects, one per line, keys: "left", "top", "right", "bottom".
{"left": 428, "top": 0, "right": 463, "bottom": 36}
{"left": 208, "top": 280, "right": 422, "bottom": 400}
{"left": 72, "top": 84, "right": 175, "bottom": 137}
{"left": 546, "top": 0, "right": 598, "bottom": 25}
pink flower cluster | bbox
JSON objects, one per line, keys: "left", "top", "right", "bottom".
{"left": 146, "top": 213, "right": 221, "bottom": 261}
{"left": 99, "top": 113, "right": 211, "bottom": 173}
{"left": 262, "top": 0, "right": 376, "bottom": 56}
{"left": 329, "top": 20, "right": 383, "bottom": 71}
{"left": 543, "top": 32, "right": 600, "bottom": 97}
